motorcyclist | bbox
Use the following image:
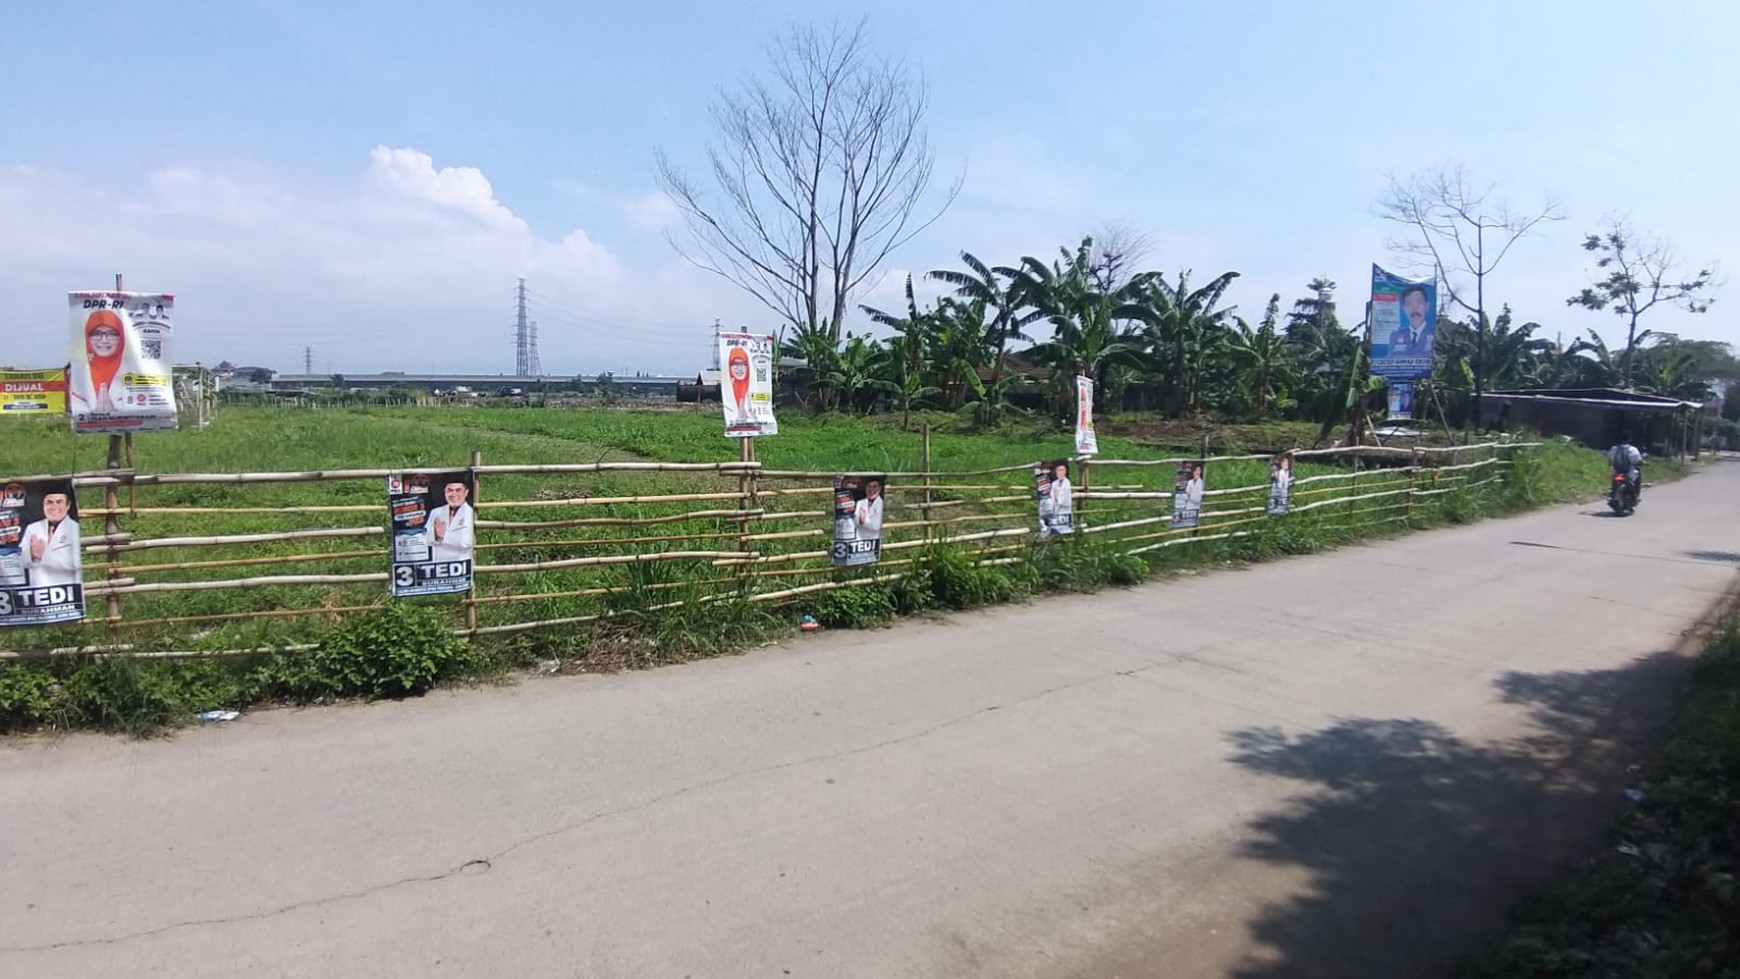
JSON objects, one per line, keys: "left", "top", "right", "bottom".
{"left": 1608, "top": 436, "right": 1644, "bottom": 501}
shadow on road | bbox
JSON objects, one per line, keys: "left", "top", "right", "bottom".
{"left": 1220, "top": 651, "right": 1691, "bottom": 979}
{"left": 1685, "top": 550, "right": 1740, "bottom": 564}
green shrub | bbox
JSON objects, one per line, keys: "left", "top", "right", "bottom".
{"left": 924, "top": 545, "right": 1018, "bottom": 609}
{"left": 811, "top": 585, "right": 897, "bottom": 629}
{"left": 279, "top": 603, "right": 466, "bottom": 699}
{"left": 891, "top": 565, "right": 936, "bottom": 614}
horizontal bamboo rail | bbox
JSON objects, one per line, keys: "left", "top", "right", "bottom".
{"left": 0, "top": 439, "right": 1529, "bottom": 656}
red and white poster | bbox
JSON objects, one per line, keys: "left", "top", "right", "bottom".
{"left": 1074, "top": 375, "right": 1097, "bottom": 455}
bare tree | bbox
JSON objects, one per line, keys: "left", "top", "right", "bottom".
{"left": 656, "top": 18, "right": 958, "bottom": 343}
{"left": 1377, "top": 165, "right": 1562, "bottom": 416}
{"left": 1087, "top": 221, "right": 1155, "bottom": 292}
{"left": 1566, "top": 218, "right": 1716, "bottom": 387}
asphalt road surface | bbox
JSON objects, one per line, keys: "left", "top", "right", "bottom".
{"left": 6, "top": 463, "right": 1739, "bottom": 978}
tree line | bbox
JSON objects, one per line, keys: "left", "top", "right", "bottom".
{"left": 657, "top": 19, "right": 1731, "bottom": 436}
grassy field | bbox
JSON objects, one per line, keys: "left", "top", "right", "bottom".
{"left": 0, "top": 403, "right": 1615, "bottom": 733}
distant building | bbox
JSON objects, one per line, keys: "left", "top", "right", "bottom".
{"left": 1480, "top": 388, "right": 1703, "bottom": 456}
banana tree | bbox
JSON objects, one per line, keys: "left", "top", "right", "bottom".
{"left": 927, "top": 252, "right": 1043, "bottom": 420}
{"left": 1135, "top": 269, "right": 1240, "bottom": 418}
{"left": 1008, "top": 238, "right": 1152, "bottom": 413}
{"left": 1225, "top": 294, "right": 1295, "bottom": 418}
{"left": 778, "top": 320, "right": 842, "bottom": 410}
{"left": 825, "top": 333, "right": 888, "bottom": 414}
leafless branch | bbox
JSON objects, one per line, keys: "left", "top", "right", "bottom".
{"left": 655, "top": 17, "right": 959, "bottom": 341}
{"left": 1376, "top": 164, "right": 1563, "bottom": 319}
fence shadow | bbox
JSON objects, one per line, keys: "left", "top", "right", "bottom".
{"left": 1220, "top": 651, "right": 1691, "bottom": 978}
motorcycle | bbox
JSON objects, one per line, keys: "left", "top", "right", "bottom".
{"left": 1608, "top": 472, "right": 1638, "bottom": 516}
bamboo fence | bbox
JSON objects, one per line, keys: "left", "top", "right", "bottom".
{"left": 0, "top": 439, "right": 1533, "bottom": 660}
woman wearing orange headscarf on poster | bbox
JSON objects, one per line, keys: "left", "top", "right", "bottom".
{"left": 726, "top": 345, "right": 754, "bottom": 428}
{"left": 70, "top": 310, "right": 127, "bottom": 414}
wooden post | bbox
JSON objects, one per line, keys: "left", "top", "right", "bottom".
{"left": 1409, "top": 448, "right": 1421, "bottom": 525}
{"left": 1348, "top": 454, "right": 1360, "bottom": 527}
{"left": 921, "top": 422, "right": 933, "bottom": 544}
{"left": 1079, "top": 455, "right": 1091, "bottom": 533}
{"left": 104, "top": 272, "right": 125, "bottom": 628}
{"left": 466, "top": 449, "right": 481, "bottom": 633}
{"left": 736, "top": 437, "right": 755, "bottom": 585}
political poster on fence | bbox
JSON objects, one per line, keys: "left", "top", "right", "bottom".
{"left": 1172, "top": 460, "right": 1205, "bottom": 529}
{"left": 1267, "top": 454, "right": 1294, "bottom": 516}
{"left": 1035, "top": 459, "right": 1075, "bottom": 538}
{"left": 1074, "top": 375, "right": 1098, "bottom": 455}
{"left": 68, "top": 291, "right": 178, "bottom": 434}
{"left": 0, "top": 478, "right": 86, "bottom": 628}
{"left": 1369, "top": 264, "right": 1436, "bottom": 382}
{"left": 388, "top": 471, "right": 475, "bottom": 598}
{"left": 1, "top": 369, "right": 69, "bottom": 415}
{"left": 1387, "top": 381, "right": 1415, "bottom": 420}
{"left": 831, "top": 474, "right": 886, "bottom": 567}
{"left": 720, "top": 332, "right": 778, "bottom": 437}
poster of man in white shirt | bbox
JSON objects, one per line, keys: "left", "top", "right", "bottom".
{"left": 1172, "top": 460, "right": 1206, "bottom": 529}
{"left": 388, "top": 470, "right": 476, "bottom": 598}
{"left": 832, "top": 474, "right": 887, "bottom": 567}
{"left": 1267, "top": 454, "right": 1294, "bottom": 516}
{"left": 1036, "top": 459, "right": 1075, "bottom": 537}
{"left": 0, "top": 478, "right": 86, "bottom": 628}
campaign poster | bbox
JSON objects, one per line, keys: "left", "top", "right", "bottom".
{"left": 388, "top": 470, "right": 475, "bottom": 598}
{"left": 1369, "top": 265, "right": 1436, "bottom": 381}
{"left": 1172, "top": 460, "right": 1205, "bottom": 529}
{"left": 831, "top": 474, "right": 886, "bottom": 567}
{"left": 0, "top": 369, "right": 69, "bottom": 415}
{"left": 1036, "top": 459, "right": 1075, "bottom": 538}
{"left": 68, "top": 291, "right": 178, "bottom": 434}
{"left": 1267, "top": 454, "right": 1294, "bottom": 516}
{"left": 1387, "top": 381, "right": 1416, "bottom": 420}
{"left": 720, "top": 332, "right": 778, "bottom": 437}
{"left": 1074, "top": 375, "right": 1098, "bottom": 455}
{"left": 0, "top": 478, "right": 86, "bottom": 628}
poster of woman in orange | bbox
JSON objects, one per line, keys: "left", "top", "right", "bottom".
{"left": 67, "top": 291, "right": 178, "bottom": 434}
{"left": 718, "top": 330, "right": 778, "bottom": 437}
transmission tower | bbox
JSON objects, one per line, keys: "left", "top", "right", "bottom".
{"left": 304, "top": 346, "right": 313, "bottom": 374}
{"left": 514, "top": 278, "right": 530, "bottom": 376}
{"left": 528, "top": 321, "right": 541, "bottom": 376}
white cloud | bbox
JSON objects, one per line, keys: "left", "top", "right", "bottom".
{"left": 0, "top": 148, "right": 761, "bottom": 375}
{"left": 620, "top": 191, "right": 681, "bottom": 231}
{"left": 368, "top": 146, "right": 526, "bottom": 232}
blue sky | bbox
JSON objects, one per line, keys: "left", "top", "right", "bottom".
{"left": 1, "top": 0, "right": 1733, "bottom": 376}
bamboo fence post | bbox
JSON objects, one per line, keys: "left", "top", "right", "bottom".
{"left": 1409, "top": 448, "right": 1421, "bottom": 525}
{"left": 1348, "top": 454, "right": 1360, "bottom": 528}
{"left": 466, "top": 449, "right": 480, "bottom": 633}
{"left": 1079, "top": 455, "right": 1092, "bottom": 533}
{"left": 736, "top": 437, "right": 754, "bottom": 582}
{"left": 103, "top": 434, "right": 124, "bottom": 628}
{"left": 921, "top": 422, "right": 933, "bottom": 545}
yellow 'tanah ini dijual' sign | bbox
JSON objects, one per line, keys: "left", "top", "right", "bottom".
{"left": 0, "top": 369, "right": 69, "bottom": 415}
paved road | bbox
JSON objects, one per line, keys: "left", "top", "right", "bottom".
{"left": 6, "top": 464, "right": 1739, "bottom": 978}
